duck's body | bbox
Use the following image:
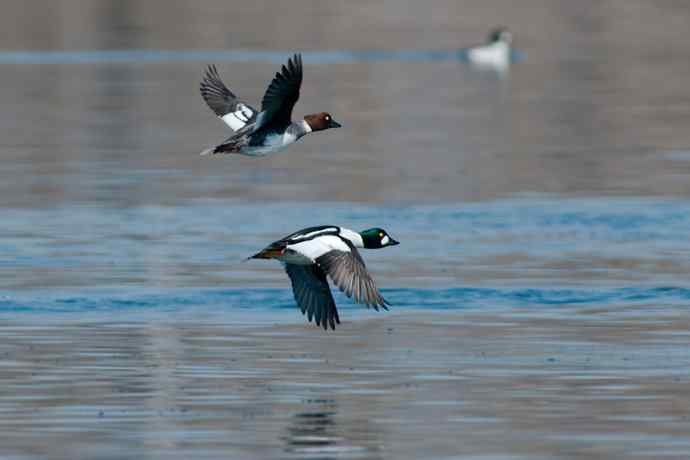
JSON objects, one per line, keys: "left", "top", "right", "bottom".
{"left": 466, "top": 27, "right": 513, "bottom": 69}
{"left": 199, "top": 54, "right": 340, "bottom": 157}
{"left": 467, "top": 40, "right": 511, "bottom": 66}
{"left": 250, "top": 225, "right": 399, "bottom": 330}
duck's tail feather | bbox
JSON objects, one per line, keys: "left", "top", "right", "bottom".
{"left": 248, "top": 248, "right": 284, "bottom": 260}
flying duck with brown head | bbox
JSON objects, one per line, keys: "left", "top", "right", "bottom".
{"left": 199, "top": 54, "right": 342, "bottom": 156}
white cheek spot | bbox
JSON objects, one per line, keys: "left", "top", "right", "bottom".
{"left": 381, "top": 235, "right": 390, "bottom": 245}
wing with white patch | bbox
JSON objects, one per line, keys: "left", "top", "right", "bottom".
{"left": 200, "top": 65, "right": 258, "bottom": 131}
{"left": 316, "top": 242, "right": 389, "bottom": 310}
{"left": 284, "top": 264, "right": 340, "bottom": 330}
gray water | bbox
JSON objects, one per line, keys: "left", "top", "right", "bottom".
{"left": 3, "top": 1, "right": 690, "bottom": 459}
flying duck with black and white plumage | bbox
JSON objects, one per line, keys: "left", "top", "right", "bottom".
{"left": 249, "top": 225, "right": 399, "bottom": 330}
{"left": 465, "top": 27, "right": 514, "bottom": 69}
{"left": 199, "top": 54, "right": 341, "bottom": 156}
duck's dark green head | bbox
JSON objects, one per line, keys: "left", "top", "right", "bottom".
{"left": 360, "top": 228, "right": 400, "bottom": 249}
{"left": 488, "top": 27, "right": 512, "bottom": 44}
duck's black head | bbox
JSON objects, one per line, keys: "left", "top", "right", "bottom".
{"left": 304, "top": 112, "right": 342, "bottom": 132}
{"left": 360, "top": 228, "right": 400, "bottom": 249}
{"left": 488, "top": 27, "right": 512, "bottom": 45}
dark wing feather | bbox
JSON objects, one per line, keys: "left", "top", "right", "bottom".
{"left": 315, "top": 242, "right": 389, "bottom": 311}
{"left": 260, "top": 54, "right": 303, "bottom": 126}
{"left": 285, "top": 264, "right": 340, "bottom": 330}
{"left": 200, "top": 65, "right": 258, "bottom": 129}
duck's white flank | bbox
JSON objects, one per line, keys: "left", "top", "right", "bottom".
{"left": 281, "top": 131, "right": 298, "bottom": 145}
{"left": 288, "top": 235, "right": 351, "bottom": 264}
{"left": 240, "top": 133, "right": 295, "bottom": 157}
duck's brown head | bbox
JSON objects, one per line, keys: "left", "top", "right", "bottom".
{"left": 304, "top": 112, "right": 342, "bottom": 132}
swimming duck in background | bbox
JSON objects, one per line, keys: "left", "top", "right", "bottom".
{"left": 249, "top": 226, "right": 399, "bottom": 330}
{"left": 199, "top": 54, "right": 341, "bottom": 156}
{"left": 466, "top": 27, "right": 513, "bottom": 69}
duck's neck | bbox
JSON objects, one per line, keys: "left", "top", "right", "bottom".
{"left": 339, "top": 228, "right": 364, "bottom": 248}
{"left": 285, "top": 120, "right": 312, "bottom": 140}
{"left": 300, "top": 120, "right": 313, "bottom": 133}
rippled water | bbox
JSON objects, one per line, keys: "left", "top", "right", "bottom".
{"left": 3, "top": 199, "right": 690, "bottom": 290}
{"left": 3, "top": 0, "right": 690, "bottom": 459}
{"left": 3, "top": 309, "right": 690, "bottom": 460}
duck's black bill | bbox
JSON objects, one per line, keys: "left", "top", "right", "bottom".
{"left": 388, "top": 239, "right": 400, "bottom": 246}
{"left": 328, "top": 119, "right": 342, "bottom": 128}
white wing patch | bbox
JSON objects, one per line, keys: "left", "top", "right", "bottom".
{"left": 221, "top": 103, "right": 254, "bottom": 131}
{"left": 288, "top": 235, "right": 351, "bottom": 261}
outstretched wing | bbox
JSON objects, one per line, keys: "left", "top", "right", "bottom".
{"left": 315, "top": 242, "right": 389, "bottom": 311}
{"left": 284, "top": 264, "right": 340, "bottom": 330}
{"left": 200, "top": 65, "right": 258, "bottom": 131}
{"left": 259, "top": 53, "right": 303, "bottom": 127}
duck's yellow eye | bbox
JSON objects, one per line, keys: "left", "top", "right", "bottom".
{"left": 379, "top": 232, "right": 384, "bottom": 237}
{"left": 325, "top": 116, "right": 330, "bottom": 120}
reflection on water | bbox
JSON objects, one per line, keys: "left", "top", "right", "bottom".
{"left": 2, "top": 311, "right": 690, "bottom": 459}
{"left": 283, "top": 399, "right": 348, "bottom": 459}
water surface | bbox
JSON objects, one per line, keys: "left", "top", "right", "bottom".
{"left": 2, "top": 0, "right": 690, "bottom": 459}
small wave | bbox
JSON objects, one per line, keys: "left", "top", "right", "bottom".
{"left": 1, "top": 286, "right": 688, "bottom": 315}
